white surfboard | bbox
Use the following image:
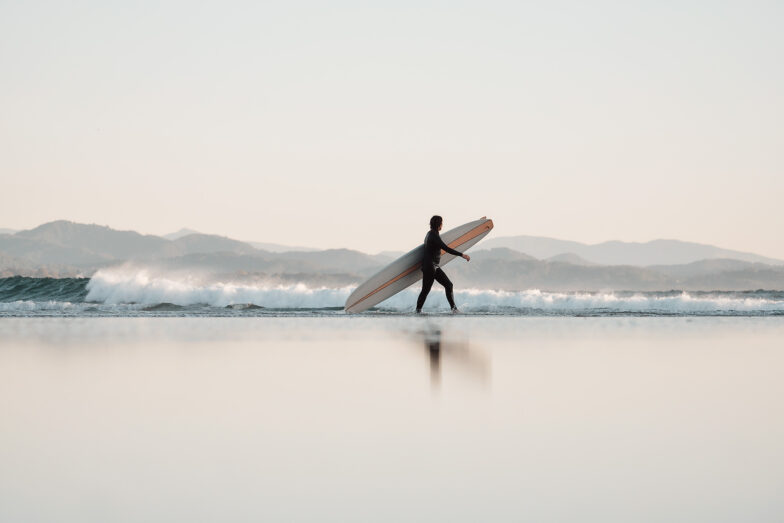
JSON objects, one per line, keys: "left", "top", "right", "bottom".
{"left": 344, "top": 217, "right": 494, "bottom": 313}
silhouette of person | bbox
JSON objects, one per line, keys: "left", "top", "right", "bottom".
{"left": 416, "top": 215, "right": 470, "bottom": 313}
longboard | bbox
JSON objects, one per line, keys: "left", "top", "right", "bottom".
{"left": 344, "top": 217, "right": 494, "bottom": 313}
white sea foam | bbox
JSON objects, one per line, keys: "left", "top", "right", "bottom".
{"left": 0, "top": 300, "right": 78, "bottom": 312}
{"left": 85, "top": 269, "right": 352, "bottom": 308}
{"left": 76, "top": 268, "right": 784, "bottom": 314}
{"left": 0, "top": 300, "right": 144, "bottom": 314}
{"left": 443, "top": 289, "right": 784, "bottom": 313}
{"left": 375, "top": 288, "right": 784, "bottom": 313}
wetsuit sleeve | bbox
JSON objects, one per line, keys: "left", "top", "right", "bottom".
{"left": 439, "top": 237, "right": 463, "bottom": 257}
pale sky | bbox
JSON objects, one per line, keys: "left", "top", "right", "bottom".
{"left": 1, "top": 1, "right": 782, "bottom": 256}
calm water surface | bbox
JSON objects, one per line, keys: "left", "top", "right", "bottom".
{"left": 1, "top": 317, "right": 783, "bottom": 522}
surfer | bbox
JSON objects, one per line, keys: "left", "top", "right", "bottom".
{"left": 416, "top": 215, "right": 470, "bottom": 313}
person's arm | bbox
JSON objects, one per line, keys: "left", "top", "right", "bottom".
{"left": 439, "top": 237, "right": 464, "bottom": 258}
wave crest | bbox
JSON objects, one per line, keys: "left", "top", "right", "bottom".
{"left": 85, "top": 269, "right": 352, "bottom": 308}
{"left": 83, "top": 269, "right": 784, "bottom": 314}
{"left": 2, "top": 272, "right": 783, "bottom": 315}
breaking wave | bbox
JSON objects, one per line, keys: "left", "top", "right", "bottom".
{"left": 83, "top": 270, "right": 352, "bottom": 308}
{"left": 1, "top": 272, "right": 784, "bottom": 316}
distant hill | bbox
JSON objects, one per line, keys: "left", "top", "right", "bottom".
{"left": 448, "top": 251, "right": 784, "bottom": 291}
{"left": 478, "top": 235, "right": 784, "bottom": 266}
{"left": 2, "top": 221, "right": 784, "bottom": 290}
{"left": 0, "top": 220, "right": 387, "bottom": 278}
{"left": 164, "top": 228, "right": 316, "bottom": 253}
{"left": 3, "top": 221, "right": 268, "bottom": 266}
{"left": 171, "top": 233, "right": 259, "bottom": 256}
{"left": 0, "top": 228, "right": 17, "bottom": 235}
{"left": 132, "top": 249, "right": 386, "bottom": 281}
{"left": 0, "top": 251, "right": 84, "bottom": 278}
{"left": 375, "top": 250, "right": 405, "bottom": 260}
{"left": 472, "top": 248, "right": 537, "bottom": 262}
{"left": 247, "top": 241, "right": 317, "bottom": 253}
{"left": 163, "top": 228, "right": 201, "bottom": 240}
{"left": 648, "top": 259, "right": 760, "bottom": 278}
{"left": 0, "top": 234, "right": 115, "bottom": 268}
{"left": 13, "top": 220, "right": 176, "bottom": 262}
{"left": 546, "top": 253, "right": 596, "bottom": 266}
{"left": 271, "top": 248, "right": 391, "bottom": 274}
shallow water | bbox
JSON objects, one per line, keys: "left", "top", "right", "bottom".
{"left": 1, "top": 317, "right": 783, "bottom": 522}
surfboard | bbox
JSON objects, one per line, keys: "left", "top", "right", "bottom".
{"left": 344, "top": 217, "right": 494, "bottom": 313}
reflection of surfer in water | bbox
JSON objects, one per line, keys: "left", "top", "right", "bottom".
{"left": 416, "top": 215, "right": 471, "bottom": 313}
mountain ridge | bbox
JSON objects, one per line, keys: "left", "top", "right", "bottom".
{"left": 477, "top": 235, "right": 784, "bottom": 266}
{"left": 2, "top": 221, "right": 784, "bottom": 290}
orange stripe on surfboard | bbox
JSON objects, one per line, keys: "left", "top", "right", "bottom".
{"left": 345, "top": 220, "right": 493, "bottom": 312}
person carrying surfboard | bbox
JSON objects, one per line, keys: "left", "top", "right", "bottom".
{"left": 416, "top": 215, "right": 471, "bottom": 313}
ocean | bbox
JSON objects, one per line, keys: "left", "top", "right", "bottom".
{"left": 2, "top": 275, "right": 784, "bottom": 316}
{"left": 3, "top": 274, "right": 784, "bottom": 520}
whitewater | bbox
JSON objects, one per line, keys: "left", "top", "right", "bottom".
{"left": 1, "top": 270, "right": 783, "bottom": 317}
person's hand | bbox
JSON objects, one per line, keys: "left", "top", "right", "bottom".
{"left": 463, "top": 254, "right": 471, "bottom": 262}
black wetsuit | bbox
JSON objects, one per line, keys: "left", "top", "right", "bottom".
{"left": 416, "top": 229, "right": 463, "bottom": 311}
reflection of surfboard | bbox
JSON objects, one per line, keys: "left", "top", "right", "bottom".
{"left": 344, "top": 218, "right": 494, "bottom": 313}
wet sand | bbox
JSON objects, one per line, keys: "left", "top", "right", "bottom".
{"left": 1, "top": 317, "right": 783, "bottom": 522}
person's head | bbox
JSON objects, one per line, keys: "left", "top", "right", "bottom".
{"left": 429, "top": 215, "right": 443, "bottom": 231}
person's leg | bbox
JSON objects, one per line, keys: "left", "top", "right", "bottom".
{"left": 434, "top": 268, "right": 456, "bottom": 309}
{"left": 416, "top": 267, "right": 435, "bottom": 311}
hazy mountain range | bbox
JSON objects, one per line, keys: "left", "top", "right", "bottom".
{"left": 164, "top": 228, "right": 316, "bottom": 253}
{"left": 1, "top": 220, "right": 783, "bottom": 290}
{"left": 477, "top": 235, "right": 784, "bottom": 266}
